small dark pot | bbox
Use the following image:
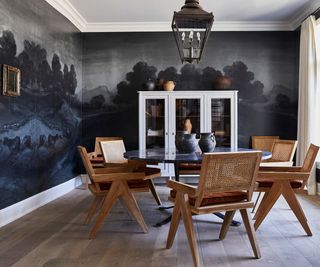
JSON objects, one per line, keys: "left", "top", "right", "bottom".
{"left": 199, "top": 132, "right": 216, "bottom": 153}
{"left": 142, "top": 79, "right": 155, "bottom": 91}
{"left": 181, "top": 133, "right": 197, "bottom": 153}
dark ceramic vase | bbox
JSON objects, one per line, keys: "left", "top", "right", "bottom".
{"left": 142, "top": 79, "right": 155, "bottom": 91}
{"left": 199, "top": 132, "right": 216, "bottom": 153}
{"left": 175, "top": 131, "right": 187, "bottom": 152}
{"left": 181, "top": 133, "right": 197, "bottom": 153}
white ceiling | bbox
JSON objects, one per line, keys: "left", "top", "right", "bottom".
{"left": 46, "top": 0, "right": 320, "bottom": 32}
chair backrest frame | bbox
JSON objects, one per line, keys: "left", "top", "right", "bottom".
{"left": 301, "top": 143, "right": 320, "bottom": 172}
{"left": 252, "top": 136, "right": 279, "bottom": 152}
{"left": 94, "top": 137, "right": 122, "bottom": 156}
{"left": 195, "top": 152, "right": 262, "bottom": 208}
{"left": 100, "top": 139, "right": 128, "bottom": 164}
{"left": 271, "top": 139, "right": 298, "bottom": 162}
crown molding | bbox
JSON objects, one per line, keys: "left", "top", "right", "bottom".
{"left": 45, "top": 0, "right": 317, "bottom": 32}
{"left": 83, "top": 21, "right": 292, "bottom": 32}
{"left": 213, "top": 21, "right": 292, "bottom": 31}
{"left": 84, "top": 22, "right": 171, "bottom": 32}
{"left": 289, "top": 0, "right": 320, "bottom": 30}
{"left": 45, "top": 0, "right": 86, "bottom": 31}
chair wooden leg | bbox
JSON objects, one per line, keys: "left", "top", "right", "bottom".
{"left": 254, "top": 181, "right": 283, "bottom": 231}
{"left": 120, "top": 181, "right": 148, "bottom": 233}
{"left": 253, "top": 191, "right": 268, "bottom": 220}
{"left": 84, "top": 195, "right": 105, "bottom": 225}
{"left": 166, "top": 196, "right": 182, "bottom": 249}
{"left": 219, "top": 210, "right": 236, "bottom": 240}
{"left": 282, "top": 182, "right": 312, "bottom": 236}
{"left": 179, "top": 192, "right": 201, "bottom": 267}
{"left": 240, "top": 209, "right": 261, "bottom": 259}
{"left": 147, "top": 179, "right": 162, "bottom": 206}
{"left": 89, "top": 182, "right": 120, "bottom": 239}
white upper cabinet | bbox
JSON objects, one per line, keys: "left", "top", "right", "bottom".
{"left": 139, "top": 90, "right": 238, "bottom": 152}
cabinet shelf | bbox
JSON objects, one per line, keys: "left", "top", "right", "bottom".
{"left": 147, "top": 129, "right": 164, "bottom": 137}
{"left": 146, "top": 113, "right": 164, "bottom": 118}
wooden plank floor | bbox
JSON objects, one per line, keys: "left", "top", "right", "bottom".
{"left": 1, "top": 185, "right": 320, "bottom": 267}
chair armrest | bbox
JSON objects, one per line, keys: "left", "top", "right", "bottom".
{"left": 257, "top": 171, "right": 310, "bottom": 181}
{"left": 92, "top": 171, "right": 146, "bottom": 182}
{"left": 260, "top": 161, "right": 293, "bottom": 167}
{"left": 259, "top": 166, "right": 302, "bottom": 172}
{"left": 166, "top": 180, "right": 197, "bottom": 196}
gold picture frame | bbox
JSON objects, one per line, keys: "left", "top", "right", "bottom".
{"left": 2, "top": 64, "right": 21, "bottom": 97}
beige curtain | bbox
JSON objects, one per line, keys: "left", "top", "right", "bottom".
{"left": 297, "top": 16, "right": 320, "bottom": 195}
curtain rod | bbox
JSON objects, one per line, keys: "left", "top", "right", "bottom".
{"left": 301, "top": 6, "right": 320, "bottom": 23}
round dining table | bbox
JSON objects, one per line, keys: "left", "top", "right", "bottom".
{"left": 124, "top": 147, "right": 272, "bottom": 227}
{"left": 124, "top": 147, "right": 272, "bottom": 180}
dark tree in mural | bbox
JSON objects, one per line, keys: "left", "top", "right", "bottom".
{"left": 223, "top": 61, "right": 266, "bottom": 102}
{"left": 51, "top": 54, "right": 63, "bottom": 92}
{"left": 114, "top": 61, "right": 157, "bottom": 105}
{"left": 201, "top": 67, "right": 222, "bottom": 90}
{"left": 0, "top": 30, "right": 17, "bottom": 66}
{"left": 158, "top": 66, "right": 179, "bottom": 82}
{"left": 18, "top": 50, "right": 35, "bottom": 87}
{"left": 63, "top": 64, "right": 77, "bottom": 95}
{"left": 111, "top": 60, "right": 267, "bottom": 105}
{"left": 177, "top": 64, "right": 202, "bottom": 90}
{"left": 157, "top": 64, "right": 222, "bottom": 90}
{"left": 38, "top": 60, "right": 52, "bottom": 90}
{"left": 68, "top": 65, "right": 77, "bottom": 94}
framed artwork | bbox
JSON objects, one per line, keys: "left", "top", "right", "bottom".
{"left": 2, "top": 64, "right": 21, "bottom": 96}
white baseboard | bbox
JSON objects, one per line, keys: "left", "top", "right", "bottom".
{"left": 0, "top": 176, "right": 82, "bottom": 228}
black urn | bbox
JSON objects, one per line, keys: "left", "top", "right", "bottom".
{"left": 142, "top": 79, "right": 155, "bottom": 91}
{"left": 181, "top": 133, "right": 198, "bottom": 153}
{"left": 199, "top": 132, "right": 216, "bottom": 153}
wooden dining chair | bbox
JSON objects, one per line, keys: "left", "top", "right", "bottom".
{"left": 252, "top": 139, "right": 298, "bottom": 213}
{"left": 252, "top": 135, "right": 280, "bottom": 153}
{"left": 99, "top": 138, "right": 162, "bottom": 205}
{"left": 166, "top": 152, "right": 262, "bottom": 267}
{"left": 254, "top": 143, "right": 319, "bottom": 236}
{"left": 78, "top": 145, "right": 152, "bottom": 239}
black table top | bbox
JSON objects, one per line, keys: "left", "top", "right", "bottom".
{"left": 124, "top": 147, "right": 272, "bottom": 164}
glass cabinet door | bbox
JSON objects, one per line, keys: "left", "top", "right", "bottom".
{"left": 211, "top": 98, "right": 231, "bottom": 147}
{"left": 175, "top": 98, "right": 201, "bottom": 137}
{"left": 145, "top": 99, "right": 166, "bottom": 149}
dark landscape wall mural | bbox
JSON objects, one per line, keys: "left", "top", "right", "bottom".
{"left": 82, "top": 32, "right": 299, "bottom": 150}
{"left": 0, "top": 0, "right": 82, "bottom": 209}
{"left": 0, "top": 1, "right": 300, "bottom": 211}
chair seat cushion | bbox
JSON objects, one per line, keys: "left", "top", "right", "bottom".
{"left": 90, "top": 156, "right": 104, "bottom": 164}
{"left": 257, "top": 179, "right": 303, "bottom": 188}
{"left": 178, "top": 163, "right": 201, "bottom": 171}
{"left": 170, "top": 190, "right": 247, "bottom": 206}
